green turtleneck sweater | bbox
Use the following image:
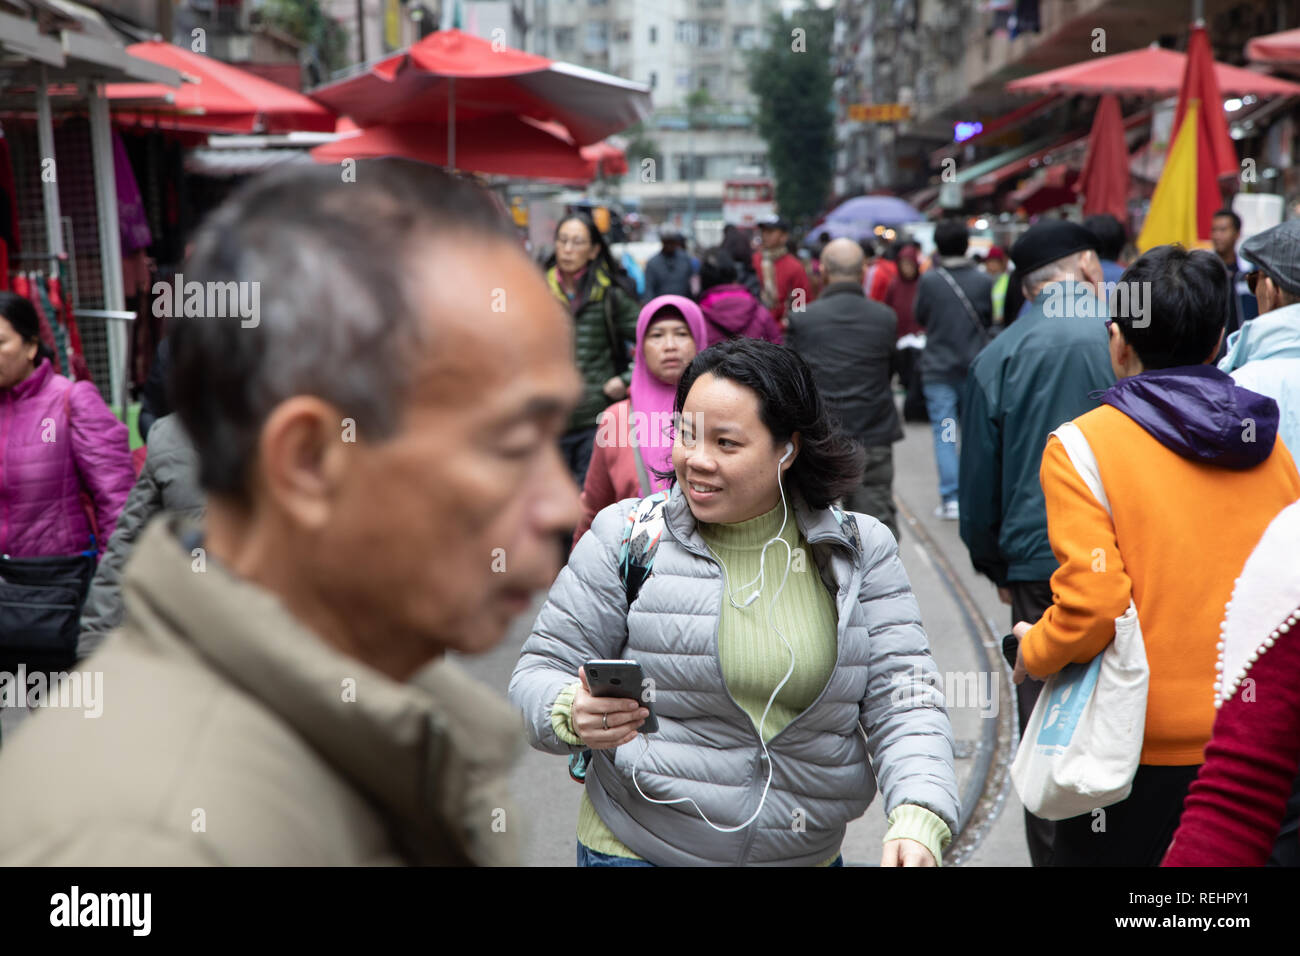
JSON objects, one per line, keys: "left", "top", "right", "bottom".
{"left": 551, "top": 501, "right": 951, "bottom": 864}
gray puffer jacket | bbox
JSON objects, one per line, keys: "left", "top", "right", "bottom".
{"left": 510, "top": 485, "right": 959, "bottom": 866}
{"left": 77, "top": 414, "right": 204, "bottom": 658}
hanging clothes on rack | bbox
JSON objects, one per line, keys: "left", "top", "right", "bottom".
{"left": 0, "top": 126, "right": 21, "bottom": 259}
{"left": 47, "top": 266, "right": 91, "bottom": 382}
{"left": 10, "top": 272, "right": 61, "bottom": 375}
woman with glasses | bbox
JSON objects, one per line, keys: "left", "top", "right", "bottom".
{"left": 547, "top": 215, "right": 641, "bottom": 488}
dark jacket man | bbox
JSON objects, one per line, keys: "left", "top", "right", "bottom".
{"left": 915, "top": 256, "right": 994, "bottom": 384}
{"left": 960, "top": 279, "right": 1115, "bottom": 586}
{"left": 787, "top": 281, "right": 903, "bottom": 449}
{"left": 643, "top": 236, "right": 693, "bottom": 300}
{"left": 787, "top": 237, "right": 904, "bottom": 540}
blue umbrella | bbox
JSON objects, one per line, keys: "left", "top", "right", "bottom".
{"left": 819, "top": 196, "right": 924, "bottom": 239}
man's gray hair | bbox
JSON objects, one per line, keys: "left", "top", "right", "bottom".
{"left": 170, "top": 160, "right": 518, "bottom": 501}
{"left": 1020, "top": 249, "right": 1091, "bottom": 299}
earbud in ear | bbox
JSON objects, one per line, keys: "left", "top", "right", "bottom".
{"left": 780, "top": 441, "right": 794, "bottom": 463}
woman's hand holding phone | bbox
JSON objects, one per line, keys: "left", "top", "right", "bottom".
{"left": 573, "top": 666, "right": 648, "bottom": 749}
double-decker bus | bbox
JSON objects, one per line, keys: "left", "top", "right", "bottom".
{"left": 722, "top": 177, "right": 776, "bottom": 228}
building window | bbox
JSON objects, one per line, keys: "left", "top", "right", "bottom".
{"left": 649, "top": 25, "right": 657, "bottom": 44}
{"left": 675, "top": 20, "right": 697, "bottom": 45}
{"left": 615, "top": 22, "right": 631, "bottom": 44}
{"left": 732, "top": 26, "right": 757, "bottom": 49}
{"left": 588, "top": 0, "right": 608, "bottom": 5}
{"left": 649, "top": 71, "right": 657, "bottom": 89}
{"left": 699, "top": 21, "right": 722, "bottom": 49}
{"left": 585, "top": 22, "right": 608, "bottom": 53}
{"left": 554, "top": 27, "right": 575, "bottom": 50}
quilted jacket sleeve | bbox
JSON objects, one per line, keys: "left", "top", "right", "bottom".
{"left": 854, "top": 514, "right": 961, "bottom": 835}
{"left": 66, "top": 379, "right": 135, "bottom": 548}
{"left": 509, "top": 500, "right": 636, "bottom": 756}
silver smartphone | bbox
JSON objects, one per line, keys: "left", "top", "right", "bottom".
{"left": 585, "top": 659, "right": 659, "bottom": 734}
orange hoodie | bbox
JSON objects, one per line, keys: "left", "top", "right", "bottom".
{"left": 1022, "top": 404, "right": 1300, "bottom": 766}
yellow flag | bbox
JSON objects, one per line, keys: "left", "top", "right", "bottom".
{"left": 1137, "top": 100, "right": 1202, "bottom": 252}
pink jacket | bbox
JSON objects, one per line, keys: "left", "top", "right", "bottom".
{"left": 0, "top": 359, "right": 134, "bottom": 558}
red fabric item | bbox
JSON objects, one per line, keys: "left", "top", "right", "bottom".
{"left": 311, "top": 29, "right": 648, "bottom": 147}
{"left": 106, "top": 39, "right": 335, "bottom": 134}
{"left": 0, "top": 135, "right": 20, "bottom": 255}
{"left": 573, "top": 400, "right": 642, "bottom": 548}
{"left": 1247, "top": 27, "right": 1300, "bottom": 64}
{"left": 25, "top": 282, "right": 61, "bottom": 375}
{"left": 1077, "top": 93, "right": 1131, "bottom": 223}
{"left": 47, "top": 274, "right": 92, "bottom": 382}
{"left": 867, "top": 258, "right": 898, "bottom": 302}
{"left": 752, "top": 251, "right": 813, "bottom": 324}
{"left": 0, "top": 238, "right": 8, "bottom": 290}
{"left": 310, "top": 116, "right": 595, "bottom": 185}
{"left": 1162, "top": 620, "right": 1300, "bottom": 866}
{"left": 883, "top": 273, "right": 921, "bottom": 339}
{"left": 1005, "top": 44, "right": 1300, "bottom": 98}
{"left": 131, "top": 444, "right": 148, "bottom": 478}
{"left": 1173, "top": 26, "right": 1237, "bottom": 240}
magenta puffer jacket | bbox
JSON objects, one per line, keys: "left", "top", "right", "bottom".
{"left": 698, "top": 284, "right": 784, "bottom": 348}
{"left": 0, "top": 359, "right": 134, "bottom": 558}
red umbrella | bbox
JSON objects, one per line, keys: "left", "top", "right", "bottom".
{"left": 1076, "top": 93, "right": 1131, "bottom": 222}
{"left": 107, "top": 39, "right": 335, "bottom": 133}
{"left": 310, "top": 29, "right": 650, "bottom": 167}
{"left": 1246, "top": 28, "right": 1300, "bottom": 65}
{"left": 1005, "top": 44, "right": 1300, "bottom": 98}
{"left": 310, "top": 115, "right": 596, "bottom": 184}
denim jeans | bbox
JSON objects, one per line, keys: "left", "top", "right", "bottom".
{"left": 923, "top": 381, "right": 963, "bottom": 504}
{"left": 576, "top": 842, "right": 845, "bottom": 867}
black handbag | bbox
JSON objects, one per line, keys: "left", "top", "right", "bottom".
{"left": 0, "top": 552, "right": 96, "bottom": 672}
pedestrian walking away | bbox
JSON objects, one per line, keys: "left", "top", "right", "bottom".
{"left": 914, "top": 219, "right": 994, "bottom": 519}
{"left": 1011, "top": 245, "right": 1300, "bottom": 867}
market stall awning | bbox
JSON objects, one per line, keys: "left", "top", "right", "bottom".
{"left": 1006, "top": 44, "right": 1300, "bottom": 98}
{"left": 1246, "top": 28, "right": 1300, "bottom": 65}
{"left": 105, "top": 39, "right": 335, "bottom": 133}
{"left": 309, "top": 28, "right": 650, "bottom": 147}
{"left": 310, "top": 115, "right": 597, "bottom": 185}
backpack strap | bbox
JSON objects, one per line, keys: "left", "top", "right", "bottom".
{"left": 570, "top": 491, "right": 669, "bottom": 784}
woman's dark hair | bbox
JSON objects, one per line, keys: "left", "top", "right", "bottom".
{"left": 0, "top": 292, "right": 54, "bottom": 365}
{"left": 698, "top": 246, "right": 738, "bottom": 294}
{"left": 550, "top": 213, "right": 620, "bottom": 281}
{"left": 722, "top": 230, "right": 754, "bottom": 272}
{"left": 663, "top": 338, "right": 865, "bottom": 510}
{"left": 1113, "top": 246, "right": 1228, "bottom": 369}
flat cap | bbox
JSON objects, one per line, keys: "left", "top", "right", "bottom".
{"left": 1240, "top": 220, "right": 1300, "bottom": 297}
{"left": 1010, "top": 220, "right": 1099, "bottom": 276}
{"left": 758, "top": 214, "right": 792, "bottom": 232}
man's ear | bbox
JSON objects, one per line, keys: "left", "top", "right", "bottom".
{"left": 257, "top": 396, "right": 351, "bottom": 531}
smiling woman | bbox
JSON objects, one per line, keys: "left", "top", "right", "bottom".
{"left": 513, "top": 338, "right": 962, "bottom": 868}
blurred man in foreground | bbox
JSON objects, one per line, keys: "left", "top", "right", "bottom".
{"left": 0, "top": 160, "right": 582, "bottom": 865}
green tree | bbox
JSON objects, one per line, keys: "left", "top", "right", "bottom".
{"left": 748, "top": 4, "right": 835, "bottom": 227}
{"left": 259, "top": 0, "right": 351, "bottom": 76}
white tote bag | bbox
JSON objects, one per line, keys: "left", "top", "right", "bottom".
{"left": 1010, "top": 422, "right": 1150, "bottom": 822}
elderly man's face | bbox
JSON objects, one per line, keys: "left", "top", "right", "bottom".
{"left": 317, "top": 238, "right": 582, "bottom": 662}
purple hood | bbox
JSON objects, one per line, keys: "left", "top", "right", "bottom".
{"left": 1099, "top": 365, "right": 1280, "bottom": 470}
{"left": 698, "top": 284, "right": 782, "bottom": 346}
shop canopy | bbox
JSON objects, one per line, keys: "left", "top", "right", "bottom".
{"left": 1005, "top": 44, "right": 1300, "bottom": 98}
{"left": 310, "top": 29, "right": 650, "bottom": 167}
{"left": 1246, "top": 28, "right": 1300, "bottom": 66}
{"left": 310, "top": 115, "right": 601, "bottom": 185}
{"left": 105, "top": 39, "right": 336, "bottom": 134}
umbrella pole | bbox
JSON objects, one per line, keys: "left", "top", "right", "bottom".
{"left": 448, "top": 77, "right": 456, "bottom": 171}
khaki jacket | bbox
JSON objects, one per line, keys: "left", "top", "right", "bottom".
{"left": 0, "top": 516, "right": 521, "bottom": 865}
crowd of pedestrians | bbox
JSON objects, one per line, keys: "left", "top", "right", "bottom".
{"left": 0, "top": 160, "right": 1295, "bottom": 868}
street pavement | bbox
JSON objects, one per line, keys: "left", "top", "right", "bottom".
{"left": 454, "top": 416, "right": 1033, "bottom": 866}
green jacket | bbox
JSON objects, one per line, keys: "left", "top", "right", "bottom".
{"left": 548, "top": 266, "right": 640, "bottom": 434}
{"left": 958, "top": 282, "right": 1115, "bottom": 586}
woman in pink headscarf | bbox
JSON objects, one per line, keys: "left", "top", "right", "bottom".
{"left": 573, "top": 295, "right": 708, "bottom": 547}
